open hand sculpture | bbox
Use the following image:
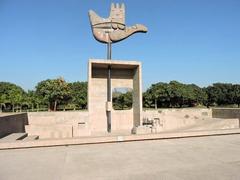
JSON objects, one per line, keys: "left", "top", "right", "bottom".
{"left": 89, "top": 3, "right": 148, "bottom": 44}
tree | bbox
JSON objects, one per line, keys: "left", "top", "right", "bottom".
{"left": 112, "top": 89, "right": 133, "bottom": 110}
{"left": 168, "top": 81, "right": 186, "bottom": 107}
{"left": 143, "top": 92, "right": 153, "bottom": 108}
{"left": 233, "top": 84, "right": 240, "bottom": 107}
{"left": 153, "top": 82, "right": 170, "bottom": 108}
{"left": 35, "top": 78, "right": 71, "bottom": 111}
{"left": 205, "top": 83, "right": 234, "bottom": 107}
{"left": 186, "top": 84, "right": 207, "bottom": 107}
{"left": 68, "top": 82, "right": 87, "bottom": 109}
{"left": 143, "top": 81, "right": 207, "bottom": 108}
{"left": 0, "top": 82, "right": 25, "bottom": 112}
{"left": 213, "top": 83, "right": 233, "bottom": 105}
{"left": 25, "top": 90, "right": 43, "bottom": 111}
{"left": 0, "top": 94, "right": 6, "bottom": 112}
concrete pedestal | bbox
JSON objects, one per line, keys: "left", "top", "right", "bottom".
{"left": 88, "top": 59, "right": 142, "bottom": 134}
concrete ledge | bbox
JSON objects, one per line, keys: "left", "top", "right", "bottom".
{"left": 0, "top": 133, "right": 28, "bottom": 142}
{"left": 0, "top": 129, "right": 240, "bottom": 150}
{"left": 22, "top": 135, "right": 39, "bottom": 141}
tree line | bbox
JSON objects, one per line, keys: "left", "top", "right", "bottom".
{"left": 0, "top": 78, "right": 87, "bottom": 112}
{"left": 143, "top": 81, "right": 240, "bottom": 108}
{"left": 1, "top": 78, "right": 240, "bottom": 112}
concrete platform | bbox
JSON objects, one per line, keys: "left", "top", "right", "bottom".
{"left": 0, "top": 134, "right": 240, "bottom": 180}
{"left": 0, "top": 128, "right": 240, "bottom": 150}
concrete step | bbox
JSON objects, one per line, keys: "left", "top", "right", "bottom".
{"left": 0, "top": 133, "right": 28, "bottom": 142}
{"left": 22, "top": 135, "right": 39, "bottom": 141}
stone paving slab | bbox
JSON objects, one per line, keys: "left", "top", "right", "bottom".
{"left": 0, "top": 134, "right": 240, "bottom": 180}
{"left": 0, "top": 128, "right": 240, "bottom": 150}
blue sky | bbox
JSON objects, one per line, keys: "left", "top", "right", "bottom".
{"left": 0, "top": 0, "right": 240, "bottom": 91}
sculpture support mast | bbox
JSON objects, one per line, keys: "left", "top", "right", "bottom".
{"left": 107, "top": 42, "right": 112, "bottom": 132}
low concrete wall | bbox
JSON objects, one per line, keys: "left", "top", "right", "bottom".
{"left": 27, "top": 111, "right": 90, "bottom": 139}
{"left": 143, "top": 108, "right": 212, "bottom": 131}
{"left": 112, "top": 110, "right": 133, "bottom": 132}
{"left": 0, "top": 113, "right": 28, "bottom": 138}
{"left": 212, "top": 108, "right": 240, "bottom": 119}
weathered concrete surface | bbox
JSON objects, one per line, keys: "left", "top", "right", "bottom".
{"left": 26, "top": 111, "right": 90, "bottom": 139}
{"left": 1, "top": 128, "right": 240, "bottom": 150}
{"left": 0, "top": 134, "right": 240, "bottom": 180}
{"left": 0, "top": 113, "right": 28, "bottom": 138}
{"left": 89, "top": 3, "right": 147, "bottom": 44}
{"left": 1, "top": 108, "right": 239, "bottom": 140}
{"left": 88, "top": 60, "right": 142, "bottom": 134}
{"left": 143, "top": 108, "right": 239, "bottom": 132}
{"left": 213, "top": 108, "right": 240, "bottom": 119}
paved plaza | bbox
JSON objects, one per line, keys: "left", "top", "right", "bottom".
{"left": 0, "top": 135, "right": 240, "bottom": 180}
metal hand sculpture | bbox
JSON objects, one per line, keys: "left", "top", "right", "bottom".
{"left": 89, "top": 3, "right": 148, "bottom": 44}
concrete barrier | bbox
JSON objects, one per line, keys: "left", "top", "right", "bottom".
{"left": 0, "top": 113, "right": 28, "bottom": 138}
{"left": 27, "top": 111, "right": 90, "bottom": 138}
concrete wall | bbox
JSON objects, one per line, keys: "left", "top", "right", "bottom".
{"left": 143, "top": 108, "right": 239, "bottom": 131}
{"left": 26, "top": 111, "right": 89, "bottom": 139}
{"left": 143, "top": 108, "right": 211, "bottom": 131}
{"left": 133, "top": 63, "right": 142, "bottom": 127}
{"left": 0, "top": 113, "right": 28, "bottom": 138}
{"left": 111, "top": 110, "right": 133, "bottom": 132}
{"left": 88, "top": 60, "right": 142, "bottom": 134}
{"left": 212, "top": 108, "right": 240, "bottom": 119}
{"left": 1, "top": 108, "right": 239, "bottom": 139}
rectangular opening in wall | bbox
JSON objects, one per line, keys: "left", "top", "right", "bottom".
{"left": 112, "top": 88, "right": 133, "bottom": 110}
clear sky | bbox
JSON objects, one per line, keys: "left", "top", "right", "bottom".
{"left": 0, "top": 0, "right": 240, "bottom": 91}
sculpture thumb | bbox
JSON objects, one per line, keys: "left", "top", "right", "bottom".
{"left": 109, "top": 24, "right": 148, "bottom": 42}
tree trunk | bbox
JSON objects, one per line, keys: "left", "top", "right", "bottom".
{"left": 54, "top": 101, "right": 57, "bottom": 111}
{"left": 48, "top": 103, "right": 51, "bottom": 111}
{"left": 155, "top": 98, "right": 157, "bottom": 110}
{"left": 12, "top": 104, "right": 14, "bottom": 112}
{"left": 238, "top": 103, "right": 240, "bottom": 108}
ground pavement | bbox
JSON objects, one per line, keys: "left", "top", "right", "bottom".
{"left": 0, "top": 134, "right": 240, "bottom": 180}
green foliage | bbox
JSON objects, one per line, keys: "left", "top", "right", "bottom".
{"left": 204, "top": 83, "right": 238, "bottom": 107}
{"left": 1, "top": 78, "right": 240, "bottom": 112}
{"left": 144, "top": 81, "right": 207, "bottom": 108}
{"left": 35, "top": 78, "right": 71, "bottom": 111}
{"left": 68, "top": 81, "right": 87, "bottom": 109}
{"left": 0, "top": 82, "right": 26, "bottom": 112}
{"left": 112, "top": 89, "right": 133, "bottom": 110}
{"left": 233, "top": 84, "right": 240, "bottom": 107}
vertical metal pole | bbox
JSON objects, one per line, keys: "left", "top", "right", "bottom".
{"left": 107, "top": 42, "right": 112, "bottom": 133}
{"left": 107, "top": 42, "right": 112, "bottom": 60}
